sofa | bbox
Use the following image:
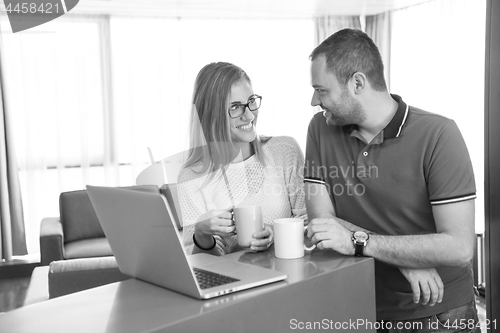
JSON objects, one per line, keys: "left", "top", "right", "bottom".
{"left": 24, "top": 257, "right": 129, "bottom": 305}
{"left": 31, "top": 184, "right": 183, "bottom": 305}
{"left": 39, "top": 185, "right": 166, "bottom": 266}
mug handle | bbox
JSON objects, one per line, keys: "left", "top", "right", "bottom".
{"left": 303, "top": 225, "right": 316, "bottom": 251}
{"left": 304, "top": 244, "right": 316, "bottom": 251}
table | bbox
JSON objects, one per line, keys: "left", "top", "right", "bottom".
{"left": 0, "top": 248, "right": 376, "bottom": 333}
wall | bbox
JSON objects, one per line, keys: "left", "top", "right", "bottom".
{"left": 485, "top": 0, "right": 500, "bottom": 329}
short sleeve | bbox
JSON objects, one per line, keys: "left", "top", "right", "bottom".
{"left": 426, "top": 120, "right": 476, "bottom": 205}
{"left": 304, "top": 114, "right": 327, "bottom": 184}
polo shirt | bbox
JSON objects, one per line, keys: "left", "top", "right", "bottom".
{"left": 304, "top": 94, "right": 476, "bottom": 320}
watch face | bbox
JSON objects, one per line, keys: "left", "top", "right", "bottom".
{"left": 353, "top": 231, "right": 369, "bottom": 242}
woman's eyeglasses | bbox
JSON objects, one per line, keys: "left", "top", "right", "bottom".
{"left": 228, "top": 95, "right": 262, "bottom": 119}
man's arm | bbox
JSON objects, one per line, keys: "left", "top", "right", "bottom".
{"left": 304, "top": 182, "right": 369, "bottom": 232}
{"left": 305, "top": 182, "right": 475, "bottom": 268}
{"left": 364, "top": 200, "right": 475, "bottom": 268}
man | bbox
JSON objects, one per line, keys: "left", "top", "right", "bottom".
{"left": 305, "top": 28, "right": 479, "bottom": 332}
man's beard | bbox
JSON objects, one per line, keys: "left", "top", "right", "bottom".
{"left": 323, "top": 90, "right": 366, "bottom": 127}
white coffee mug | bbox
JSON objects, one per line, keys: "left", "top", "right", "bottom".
{"left": 273, "top": 218, "right": 316, "bottom": 259}
{"left": 233, "top": 206, "right": 264, "bottom": 248}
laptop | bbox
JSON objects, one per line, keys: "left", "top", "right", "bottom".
{"left": 159, "top": 184, "right": 183, "bottom": 231}
{"left": 86, "top": 185, "right": 287, "bottom": 300}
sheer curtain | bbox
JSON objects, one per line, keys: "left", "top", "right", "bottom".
{"left": 390, "top": 0, "right": 486, "bottom": 232}
{"left": 0, "top": 28, "right": 27, "bottom": 261}
{"left": 366, "top": 12, "right": 392, "bottom": 89}
{"left": 314, "top": 16, "right": 361, "bottom": 46}
{"left": 109, "top": 17, "right": 316, "bottom": 178}
{"left": 4, "top": 12, "right": 394, "bottom": 255}
{"left": 0, "top": 15, "right": 315, "bottom": 254}
{"left": 0, "top": 16, "right": 111, "bottom": 253}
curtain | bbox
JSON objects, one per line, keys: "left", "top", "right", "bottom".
{"left": 1, "top": 16, "right": 315, "bottom": 254}
{"left": 0, "top": 30, "right": 27, "bottom": 261}
{"left": 0, "top": 16, "right": 112, "bottom": 253}
{"left": 365, "top": 12, "right": 392, "bottom": 90}
{"left": 314, "top": 16, "right": 361, "bottom": 46}
{"left": 390, "top": 0, "right": 486, "bottom": 232}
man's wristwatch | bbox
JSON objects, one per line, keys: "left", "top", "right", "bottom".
{"left": 352, "top": 231, "right": 369, "bottom": 257}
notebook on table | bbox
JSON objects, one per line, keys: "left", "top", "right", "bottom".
{"left": 86, "top": 185, "right": 286, "bottom": 300}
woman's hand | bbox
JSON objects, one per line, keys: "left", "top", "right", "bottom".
{"left": 194, "top": 209, "right": 235, "bottom": 248}
{"left": 249, "top": 224, "right": 273, "bottom": 252}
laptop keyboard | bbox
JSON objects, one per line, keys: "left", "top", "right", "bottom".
{"left": 193, "top": 267, "right": 240, "bottom": 290}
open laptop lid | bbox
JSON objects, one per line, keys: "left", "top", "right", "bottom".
{"left": 86, "top": 185, "right": 201, "bottom": 299}
{"left": 160, "top": 184, "right": 183, "bottom": 231}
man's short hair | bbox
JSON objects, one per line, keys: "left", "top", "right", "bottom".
{"left": 310, "top": 28, "right": 387, "bottom": 92}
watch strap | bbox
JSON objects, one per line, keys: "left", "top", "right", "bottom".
{"left": 354, "top": 241, "right": 364, "bottom": 257}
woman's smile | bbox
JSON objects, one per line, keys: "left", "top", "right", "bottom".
{"left": 236, "top": 122, "right": 254, "bottom": 131}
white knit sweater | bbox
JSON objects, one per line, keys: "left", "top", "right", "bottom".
{"left": 178, "top": 136, "right": 307, "bottom": 255}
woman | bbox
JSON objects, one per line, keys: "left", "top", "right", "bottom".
{"left": 178, "top": 62, "right": 306, "bottom": 255}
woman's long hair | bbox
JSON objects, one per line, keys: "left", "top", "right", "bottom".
{"left": 182, "top": 62, "right": 265, "bottom": 184}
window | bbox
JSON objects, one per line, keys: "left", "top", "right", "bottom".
{"left": 0, "top": 14, "right": 314, "bottom": 253}
{"left": 390, "top": 0, "right": 486, "bottom": 232}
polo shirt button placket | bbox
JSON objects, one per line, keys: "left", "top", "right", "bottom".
{"left": 357, "top": 150, "right": 370, "bottom": 178}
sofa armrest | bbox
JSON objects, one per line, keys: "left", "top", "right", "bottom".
{"left": 40, "top": 217, "right": 64, "bottom": 265}
{"left": 48, "top": 257, "right": 130, "bottom": 299}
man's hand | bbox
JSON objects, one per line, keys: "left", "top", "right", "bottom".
{"left": 306, "top": 218, "right": 353, "bottom": 255}
{"left": 399, "top": 267, "right": 444, "bottom": 306}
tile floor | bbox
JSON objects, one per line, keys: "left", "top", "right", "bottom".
{"left": 0, "top": 277, "right": 30, "bottom": 313}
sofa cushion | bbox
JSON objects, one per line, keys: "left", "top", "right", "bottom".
{"left": 60, "top": 186, "right": 160, "bottom": 243}
{"left": 64, "top": 238, "right": 113, "bottom": 259}
{"left": 49, "top": 257, "right": 130, "bottom": 298}
{"left": 60, "top": 190, "right": 104, "bottom": 243}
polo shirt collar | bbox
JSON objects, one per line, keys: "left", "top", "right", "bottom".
{"left": 345, "top": 94, "right": 409, "bottom": 141}
{"left": 383, "top": 94, "right": 409, "bottom": 139}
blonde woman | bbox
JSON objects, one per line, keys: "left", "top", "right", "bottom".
{"left": 178, "top": 62, "right": 306, "bottom": 255}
